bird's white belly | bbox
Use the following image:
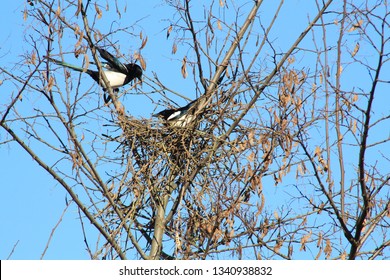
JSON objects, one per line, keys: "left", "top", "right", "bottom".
{"left": 103, "top": 71, "right": 127, "bottom": 88}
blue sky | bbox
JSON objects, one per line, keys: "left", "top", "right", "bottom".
{"left": 1, "top": 1, "right": 389, "bottom": 260}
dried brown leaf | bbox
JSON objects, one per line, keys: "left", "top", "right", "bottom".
{"left": 172, "top": 43, "right": 177, "bottom": 54}
{"left": 55, "top": 5, "right": 61, "bottom": 17}
{"left": 46, "top": 76, "right": 55, "bottom": 91}
{"left": 74, "top": 25, "right": 80, "bottom": 36}
{"left": 74, "top": 47, "right": 83, "bottom": 58}
{"left": 74, "top": 31, "right": 84, "bottom": 52}
{"left": 140, "top": 56, "right": 147, "bottom": 70}
{"left": 324, "top": 239, "right": 332, "bottom": 259}
{"left": 261, "top": 218, "right": 269, "bottom": 238}
{"left": 300, "top": 230, "right": 312, "bottom": 251}
{"left": 351, "top": 42, "right": 360, "bottom": 57}
{"left": 31, "top": 51, "right": 37, "bottom": 65}
{"left": 181, "top": 56, "right": 187, "bottom": 79}
{"left": 140, "top": 36, "right": 148, "bottom": 50}
{"left": 23, "top": 9, "right": 28, "bottom": 21}
{"left": 273, "top": 110, "right": 280, "bottom": 124}
{"left": 311, "top": 83, "right": 317, "bottom": 93}
{"left": 247, "top": 165, "right": 253, "bottom": 178}
{"left": 318, "top": 202, "right": 325, "bottom": 214}
{"left": 70, "top": 152, "right": 82, "bottom": 170}
{"left": 175, "top": 232, "right": 181, "bottom": 248}
{"left": 314, "top": 146, "right": 321, "bottom": 158}
{"left": 317, "top": 232, "right": 323, "bottom": 247}
{"left": 217, "top": 20, "right": 222, "bottom": 30}
{"left": 301, "top": 70, "right": 307, "bottom": 80}
{"left": 248, "top": 130, "right": 255, "bottom": 146}
{"left": 132, "top": 187, "right": 140, "bottom": 198}
{"left": 287, "top": 245, "right": 293, "bottom": 258}
{"left": 256, "top": 194, "right": 265, "bottom": 215}
{"left": 351, "top": 120, "right": 357, "bottom": 134}
{"left": 348, "top": 19, "right": 363, "bottom": 32}
{"left": 247, "top": 152, "right": 255, "bottom": 162}
{"left": 340, "top": 251, "right": 347, "bottom": 260}
{"left": 287, "top": 56, "right": 295, "bottom": 64}
{"left": 274, "top": 239, "right": 283, "bottom": 253}
{"left": 386, "top": 202, "right": 390, "bottom": 218}
{"left": 273, "top": 210, "right": 279, "bottom": 220}
{"left": 83, "top": 54, "right": 90, "bottom": 71}
{"left": 167, "top": 25, "right": 173, "bottom": 39}
{"left": 294, "top": 96, "right": 302, "bottom": 112}
{"left": 95, "top": 3, "right": 102, "bottom": 19}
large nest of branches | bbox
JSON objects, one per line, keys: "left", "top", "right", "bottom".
{"left": 118, "top": 114, "right": 207, "bottom": 168}
{"left": 104, "top": 113, "right": 212, "bottom": 207}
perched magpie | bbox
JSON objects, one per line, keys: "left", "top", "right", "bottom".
{"left": 46, "top": 47, "right": 142, "bottom": 102}
{"left": 153, "top": 99, "right": 198, "bottom": 127}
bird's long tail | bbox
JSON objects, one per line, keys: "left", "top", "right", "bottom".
{"left": 46, "top": 57, "right": 89, "bottom": 73}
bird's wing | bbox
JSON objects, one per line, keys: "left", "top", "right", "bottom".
{"left": 175, "top": 98, "right": 199, "bottom": 115}
{"left": 166, "top": 110, "right": 183, "bottom": 121}
{"left": 96, "top": 47, "right": 128, "bottom": 74}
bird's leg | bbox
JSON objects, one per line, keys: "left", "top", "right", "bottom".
{"left": 103, "top": 88, "right": 120, "bottom": 104}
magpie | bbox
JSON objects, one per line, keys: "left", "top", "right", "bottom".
{"left": 153, "top": 99, "right": 198, "bottom": 127}
{"left": 46, "top": 47, "right": 142, "bottom": 102}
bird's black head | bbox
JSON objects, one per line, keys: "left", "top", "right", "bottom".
{"left": 153, "top": 109, "right": 176, "bottom": 120}
{"left": 126, "top": 63, "right": 143, "bottom": 81}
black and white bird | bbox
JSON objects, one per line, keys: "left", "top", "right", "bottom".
{"left": 153, "top": 99, "right": 198, "bottom": 127}
{"left": 46, "top": 47, "right": 142, "bottom": 102}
